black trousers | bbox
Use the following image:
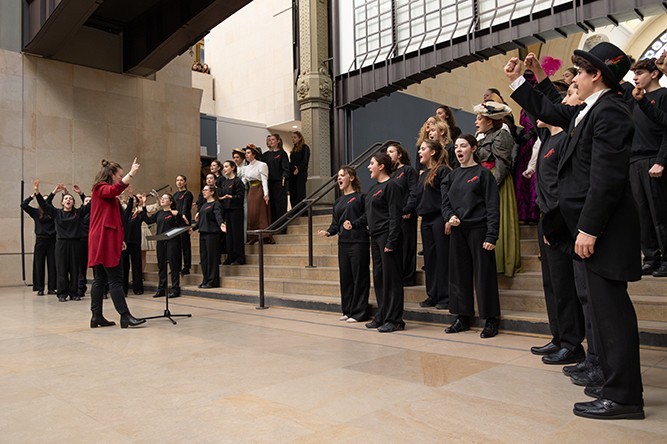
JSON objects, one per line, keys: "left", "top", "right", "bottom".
{"left": 370, "top": 231, "right": 404, "bottom": 325}
{"left": 268, "top": 180, "right": 288, "bottom": 224}
{"left": 584, "top": 266, "right": 643, "bottom": 405}
{"left": 55, "top": 239, "right": 80, "bottom": 297}
{"left": 225, "top": 208, "right": 245, "bottom": 263}
{"left": 289, "top": 175, "right": 307, "bottom": 209}
{"left": 33, "top": 236, "right": 56, "bottom": 292}
{"left": 200, "top": 232, "right": 221, "bottom": 286}
{"left": 629, "top": 157, "right": 667, "bottom": 265}
{"left": 338, "top": 242, "right": 370, "bottom": 321}
{"left": 448, "top": 224, "right": 500, "bottom": 319}
{"left": 122, "top": 243, "right": 143, "bottom": 294}
{"left": 538, "top": 219, "right": 585, "bottom": 351}
{"left": 91, "top": 264, "right": 129, "bottom": 316}
{"left": 401, "top": 214, "right": 418, "bottom": 286}
{"left": 180, "top": 231, "right": 192, "bottom": 271}
{"left": 573, "top": 261, "right": 598, "bottom": 366}
{"left": 157, "top": 239, "right": 181, "bottom": 292}
{"left": 77, "top": 238, "right": 88, "bottom": 296}
{"left": 421, "top": 213, "right": 449, "bottom": 305}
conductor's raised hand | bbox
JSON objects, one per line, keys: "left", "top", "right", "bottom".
{"left": 130, "top": 157, "right": 140, "bottom": 176}
{"left": 33, "top": 179, "right": 40, "bottom": 193}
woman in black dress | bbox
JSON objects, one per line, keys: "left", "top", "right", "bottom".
{"left": 220, "top": 161, "right": 246, "bottom": 265}
{"left": 319, "top": 166, "right": 370, "bottom": 323}
{"left": 289, "top": 131, "right": 311, "bottom": 209}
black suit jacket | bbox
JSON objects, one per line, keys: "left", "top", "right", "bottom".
{"left": 512, "top": 80, "right": 641, "bottom": 282}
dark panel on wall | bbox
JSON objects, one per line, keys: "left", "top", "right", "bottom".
{"left": 200, "top": 114, "right": 217, "bottom": 158}
{"left": 350, "top": 92, "right": 474, "bottom": 191}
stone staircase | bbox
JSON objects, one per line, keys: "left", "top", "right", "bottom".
{"left": 144, "top": 214, "right": 667, "bottom": 346}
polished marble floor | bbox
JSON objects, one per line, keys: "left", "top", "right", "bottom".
{"left": 1, "top": 286, "right": 667, "bottom": 443}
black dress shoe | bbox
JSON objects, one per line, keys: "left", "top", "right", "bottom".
{"left": 573, "top": 399, "right": 644, "bottom": 420}
{"left": 563, "top": 360, "right": 590, "bottom": 376}
{"left": 90, "top": 315, "right": 116, "bottom": 328}
{"left": 584, "top": 385, "right": 602, "bottom": 399}
{"left": 200, "top": 284, "right": 213, "bottom": 289}
{"left": 445, "top": 318, "right": 470, "bottom": 334}
{"left": 231, "top": 260, "right": 245, "bottom": 265}
{"left": 435, "top": 303, "right": 449, "bottom": 310}
{"left": 168, "top": 292, "right": 181, "bottom": 298}
{"left": 530, "top": 342, "right": 559, "bottom": 356}
{"left": 57, "top": 296, "right": 68, "bottom": 302}
{"left": 571, "top": 366, "right": 604, "bottom": 387}
{"left": 480, "top": 319, "right": 499, "bottom": 338}
{"left": 419, "top": 298, "right": 436, "bottom": 308}
{"left": 120, "top": 313, "right": 146, "bottom": 328}
{"left": 377, "top": 322, "right": 405, "bottom": 333}
{"left": 37, "top": 290, "right": 45, "bottom": 296}
{"left": 133, "top": 289, "right": 144, "bottom": 295}
{"left": 70, "top": 295, "right": 81, "bottom": 301}
{"left": 365, "top": 320, "right": 380, "bottom": 329}
{"left": 542, "top": 346, "right": 585, "bottom": 365}
{"left": 48, "top": 290, "right": 57, "bottom": 295}
{"left": 653, "top": 263, "right": 667, "bottom": 277}
{"left": 222, "top": 258, "right": 233, "bottom": 265}
{"left": 153, "top": 289, "right": 166, "bottom": 298}
{"left": 641, "top": 263, "right": 658, "bottom": 275}
{"left": 181, "top": 269, "right": 190, "bottom": 276}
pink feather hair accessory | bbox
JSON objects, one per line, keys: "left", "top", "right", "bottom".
{"left": 540, "top": 56, "right": 563, "bottom": 77}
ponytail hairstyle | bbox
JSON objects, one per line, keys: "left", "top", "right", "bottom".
{"left": 371, "top": 153, "right": 393, "bottom": 179}
{"left": 162, "top": 193, "right": 176, "bottom": 210}
{"left": 271, "top": 133, "right": 284, "bottom": 149}
{"left": 387, "top": 142, "right": 411, "bottom": 168}
{"left": 94, "top": 159, "right": 123, "bottom": 186}
{"left": 340, "top": 165, "right": 361, "bottom": 193}
{"left": 210, "top": 160, "right": 223, "bottom": 175}
{"left": 457, "top": 134, "right": 481, "bottom": 164}
{"left": 422, "top": 139, "right": 450, "bottom": 188}
{"left": 177, "top": 175, "right": 188, "bottom": 190}
{"left": 291, "top": 131, "right": 304, "bottom": 153}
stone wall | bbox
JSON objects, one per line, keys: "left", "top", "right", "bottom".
{"left": 0, "top": 49, "right": 202, "bottom": 287}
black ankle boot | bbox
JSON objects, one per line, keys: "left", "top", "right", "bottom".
{"left": 120, "top": 313, "right": 146, "bottom": 328}
{"left": 90, "top": 315, "right": 116, "bottom": 328}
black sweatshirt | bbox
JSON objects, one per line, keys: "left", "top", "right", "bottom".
{"left": 173, "top": 190, "right": 194, "bottom": 224}
{"left": 352, "top": 179, "right": 403, "bottom": 249}
{"left": 21, "top": 194, "right": 56, "bottom": 237}
{"left": 143, "top": 208, "right": 185, "bottom": 237}
{"left": 442, "top": 164, "right": 500, "bottom": 244}
{"left": 36, "top": 193, "right": 89, "bottom": 240}
{"left": 290, "top": 144, "right": 311, "bottom": 177}
{"left": 219, "top": 177, "right": 245, "bottom": 210}
{"left": 326, "top": 192, "right": 369, "bottom": 244}
{"left": 196, "top": 200, "right": 224, "bottom": 234}
{"left": 411, "top": 166, "right": 450, "bottom": 217}
{"left": 391, "top": 165, "right": 418, "bottom": 215}
{"left": 262, "top": 149, "right": 290, "bottom": 181}
{"left": 630, "top": 87, "right": 667, "bottom": 165}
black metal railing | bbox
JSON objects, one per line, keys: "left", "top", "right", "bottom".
{"left": 247, "top": 140, "right": 394, "bottom": 309}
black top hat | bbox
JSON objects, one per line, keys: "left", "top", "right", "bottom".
{"left": 573, "top": 42, "right": 630, "bottom": 92}
{"left": 245, "top": 144, "right": 262, "bottom": 158}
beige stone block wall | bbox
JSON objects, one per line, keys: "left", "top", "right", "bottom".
{"left": 0, "top": 49, "right": 202, "bottom": 287}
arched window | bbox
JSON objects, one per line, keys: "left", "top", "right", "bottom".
{"left": 640, "top": 29, "right": 667, "bottom": 60}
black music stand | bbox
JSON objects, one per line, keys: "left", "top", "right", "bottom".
{"left": 144, "top": 227, "right": 192, "bottom": 324}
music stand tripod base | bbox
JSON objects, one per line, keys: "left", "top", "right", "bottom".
{"left": 146, "top": 227, "right": 193, "bottom": 324}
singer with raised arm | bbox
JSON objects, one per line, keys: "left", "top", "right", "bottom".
{"left": 88, "top": 158, "right": 146, "bottom": 329}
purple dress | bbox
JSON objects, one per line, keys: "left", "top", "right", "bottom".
{"left": 514, "top": 110, "right": 539, "bottom": 223}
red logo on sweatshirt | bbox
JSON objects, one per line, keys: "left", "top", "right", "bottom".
{"left": 373, "top": 189, "right": 383, "bottom": 197}
{"left": 651, "top": 100, "right": 656, "bottom": 105}
{"left": 396, "top": 171, "right": 404, "bottom": 180}
{"left": 467, "top": 176, "right": 479, "bottom": 184}
{"left": 347, "top": 197, "right": 357, "bottom": 204}
{"left": 274, "top": 154, "right": 281, "bottom": 160}
{"left": 543, "top": 148, "right": 555, "bottom": 159}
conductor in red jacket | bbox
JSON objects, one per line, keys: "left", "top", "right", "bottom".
{"left": 88, "top": 158, "right": 146, "bottom": 328}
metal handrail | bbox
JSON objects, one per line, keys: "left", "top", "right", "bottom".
{"left": 248, "top": 140, "right": 395, "bottom": 309}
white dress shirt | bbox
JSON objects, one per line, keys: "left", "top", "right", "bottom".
{"left": 243, "top": 159, "right": 269, "bottom": 196}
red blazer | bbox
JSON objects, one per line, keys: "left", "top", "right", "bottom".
{"left": 88, "top": 180, "right": 128, "bottom": 268}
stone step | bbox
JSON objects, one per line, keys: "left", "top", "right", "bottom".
{"left": 137, "top": 284, "right": 667, "bottom": 347}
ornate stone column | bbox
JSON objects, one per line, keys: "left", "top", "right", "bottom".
{"left": 296, "top": 0, "right": 333, "bottom": 202}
